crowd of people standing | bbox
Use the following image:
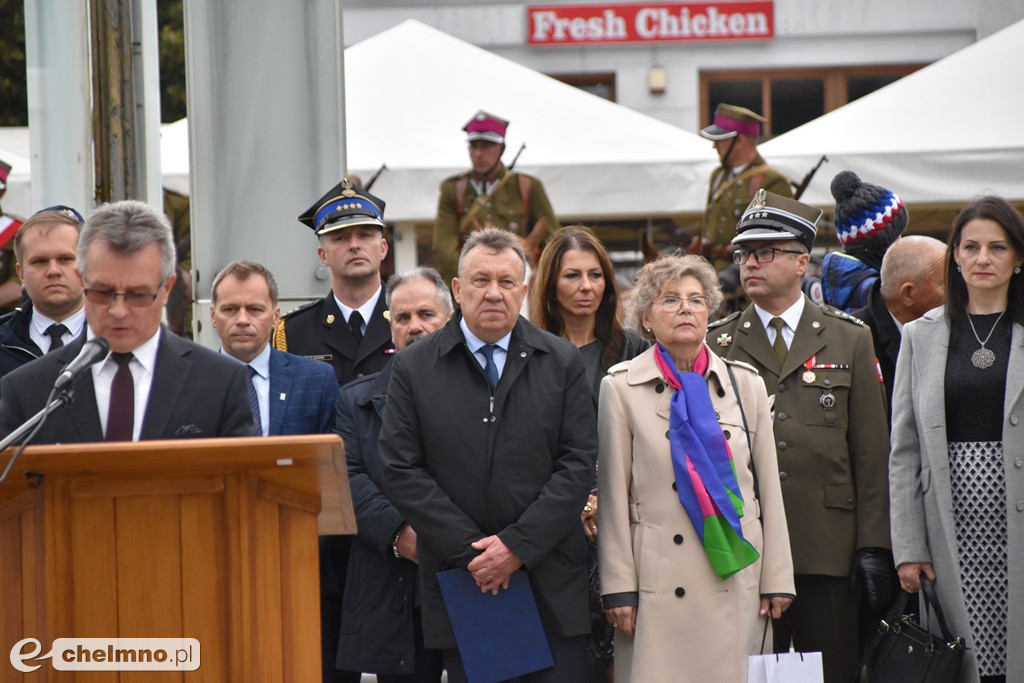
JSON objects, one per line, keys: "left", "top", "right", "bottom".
{"left": 0, "top": 103, "right": 1020, "bottom": 683}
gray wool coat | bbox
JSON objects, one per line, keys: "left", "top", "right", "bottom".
{"left": 890, "top": 307, "right": 1024, "bottom": 682}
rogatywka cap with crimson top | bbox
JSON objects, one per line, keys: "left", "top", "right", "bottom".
{"left": 297, "top": 178, "right": 386, "bottom": 236}
{"left": 463, "top": 110, "right": 509, "bottom": 144}
{"left": 732, "top": 189, "right": 822, "bottom": 252}
{"left": 699, "top": 103, "right": 768, "bottom": 141}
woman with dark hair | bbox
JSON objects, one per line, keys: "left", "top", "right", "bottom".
{"left": 529, "top": 225, "right": 648, "bottom": 401}
{"left": 890, "top": 195, "right": 1024, "bottom": 682}
{"left": 529, "top": 225, "right": 648, "bottom": 682}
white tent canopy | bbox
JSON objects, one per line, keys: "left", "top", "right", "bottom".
{"left": 3, "top": 20, "right": 717, "bottom": 221}
{"left": 760, "top": 18, "right": 1024, "bottom": 207}
{"left": 345, "top": 20, "right": 715, "bottom": 222}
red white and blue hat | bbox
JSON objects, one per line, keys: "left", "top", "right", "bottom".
{"left": 463, "top": 111, "right": 509, "bottom": 144}
{"left": 298, "top": 178, "right": 386, "bottom": 236}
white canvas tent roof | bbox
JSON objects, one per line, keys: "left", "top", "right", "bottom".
{"left": 344, "top": 20, "right": 716, "bottom": 222}
{"left": 0, "top": 122, "right": 192, "bottom": 217}
{"left": 0, "top": 127, "right": 32, "bottom": 218}
{"left": 760, "top": 18, "right": 1024, "bottom": 207}
{"left": 4, "top": 20, "right": 717, "bottom": 221}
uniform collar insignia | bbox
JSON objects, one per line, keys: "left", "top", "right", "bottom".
{"left": 716, "top": 332, "right": 733, "bottom": 347}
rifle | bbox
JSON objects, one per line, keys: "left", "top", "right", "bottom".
{"left": 506, "top": 143, "right": 526, "bottom": 172}
{"left": 364, "top": 163, "right": 388, "bottom": 191}
{"left": 792, "top": 154, "right": 828, "bottom": 200}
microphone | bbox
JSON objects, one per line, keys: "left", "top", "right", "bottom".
{"left": 53, "top": 337, "right": 111, "bottom": 391}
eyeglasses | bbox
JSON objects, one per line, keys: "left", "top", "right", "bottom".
{"left": 466, "top": 276, "right": 522, "bottom": 291}
{"left": 655, "top": 295, "right": 708, "bottom": 312}
{"left": 84, "top": 288, "right": 160, "bottom": 308}
{"left": 732, "top": 246, "right": 805, "bottom": 265}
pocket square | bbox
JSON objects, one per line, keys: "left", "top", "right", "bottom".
{"left": 173, "top": 424, "right": 202, "bottom": 436}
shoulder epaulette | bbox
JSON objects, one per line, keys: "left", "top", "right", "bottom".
{"left": 273, "top": 299, "right": 322, "bottom": 352}
{"left": 707, "top": 310, "right": 741, "bottom": 330}
{"left": 821, "top": 305, "right": 864, "bottom": 326}
{"left": 722, "top": 357, "right": 760, "bottom": 376}
{"left": 279, "top": 298, "right": 320, "bottom": 321}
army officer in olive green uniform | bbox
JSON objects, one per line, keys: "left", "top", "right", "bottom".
{"left": 432, "top": 111, "right": 558, "bottom": 283}
{"left": 707, "top": 190, "right": 891, "bottom": 683}
{"left": 698, "top": 104, "right": 792, "bottom": 273}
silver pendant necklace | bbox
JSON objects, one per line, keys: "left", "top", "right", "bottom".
{"left": 967, "top": 309, "right": 1006, "bottom": 369}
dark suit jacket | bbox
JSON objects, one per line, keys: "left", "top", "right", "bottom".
{"left": 267, "top": 348, "right": 339, "bottom": 436}
{"left": 851, "top": 281, "right": 900, "bottom": 423}
{"left": 273, "top": 291, "right": 393, "bottom": 385}
{"left": 379, "top": 314, "right": 597, "bottom": 649}
{"left": 0, "top": 328, "right": 256, "bottom": 442}
{"left": 335, "top": 362, "right": 425, "bottom": 675}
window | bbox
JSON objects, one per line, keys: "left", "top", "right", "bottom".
{"left": 701, "top": 64, "right": 924, "bottom": 138}
{"left": 548, "top": 72, "right": 617, "bottom": 102}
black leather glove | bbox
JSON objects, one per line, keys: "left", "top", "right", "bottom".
{"left": 850, "top": 547, "right": 897, "bottom": 613}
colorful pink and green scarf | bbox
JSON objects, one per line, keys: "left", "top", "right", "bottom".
{"left": 654, "top": 343, "right": 760, "bottom": 579}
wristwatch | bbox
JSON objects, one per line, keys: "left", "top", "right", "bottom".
{"left": 392, "top": 529, "right": 402, "bottom": 558}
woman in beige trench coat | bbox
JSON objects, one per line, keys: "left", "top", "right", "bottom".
{"left": 599, "top": 255, "right": 795, "bottom": 683}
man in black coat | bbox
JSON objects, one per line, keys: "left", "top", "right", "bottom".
{"left": 851, "top": 235, "right": 946, "bottom": 422}
{"left": 0, "top": 200, "right": 254, "bottom": 442}
{"left": 335, "top": 267, "right": 452, "bottom": 682}
{"left": 379, "top": 228, "right": 597, "bottom": 683}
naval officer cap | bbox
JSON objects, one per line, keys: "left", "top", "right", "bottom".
{"left": 699, "top": 103, "right": 768, "bottom": 141}
{"left": 34, "top": 204, "right": 85, "bottom": 223}
{"left": 732, "top": 189, "right": 822, "bottom": 252}
{"left": 463, "top": 110, "right": 509, "bottom": 144}
{"left": 298, "top": 178, "right": 386, "bottom": 236}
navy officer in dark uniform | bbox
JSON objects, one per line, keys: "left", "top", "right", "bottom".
{"left": 272, "top": 178, "right": 393, "bottom": 683}
{"left": 273, "top": 178, "right": 393, "bottom": 385}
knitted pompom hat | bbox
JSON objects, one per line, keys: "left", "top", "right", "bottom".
{"left": 830, "top": 170, "right": 908, "bottom": 271}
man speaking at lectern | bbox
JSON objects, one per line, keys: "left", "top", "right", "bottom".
{"left": 0, "top": 200, "right": 255, "bottom": 443}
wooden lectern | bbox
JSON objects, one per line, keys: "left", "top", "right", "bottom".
{"left": 0, "top": 435, "right": 354, "bottom": 681}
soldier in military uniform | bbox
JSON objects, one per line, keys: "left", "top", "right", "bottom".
{"left": 273, "top": 179, "right": 394, "bottom": 385}
{"left": 698, "top": 104, "right": 793, "bottom": 271}
{"left": 272, "top": 179, "right": 392, "bottom": 683}
{"left": 432, "top": 110, "right": 559, "bottom": 283}
{"left": 706, "top": 190, "right": 892, "bottom": 683}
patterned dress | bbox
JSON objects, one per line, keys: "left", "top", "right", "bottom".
{"left": 945, "top": 313, "right": 1011, "bottom": 677}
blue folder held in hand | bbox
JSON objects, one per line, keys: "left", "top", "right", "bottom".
{"left": 436, "top": 568, "right": 554, "bottom": 683}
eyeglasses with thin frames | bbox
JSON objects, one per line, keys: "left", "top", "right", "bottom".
{"left": 83, "top": 288, "right": 160, "bottom": 308}
{"left": 655, "top": 295, "right": 708, "bottom": 312}
{"left": 732, "top": 246, "right": 805, "bottom": 265}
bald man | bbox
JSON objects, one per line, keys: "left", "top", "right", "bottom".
{"left": 852, "top": 235, "right": 946, "bottom": 421}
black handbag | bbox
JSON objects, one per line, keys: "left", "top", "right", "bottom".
{"left": 860, "top": 573, "right": 965, "bottom": 682}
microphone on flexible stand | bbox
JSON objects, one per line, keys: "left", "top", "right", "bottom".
{"left": 0, "top": 337, "right": 111, "bottom": 484}
{"left": 54, "top": 337, "right": 111, "bottom": 391}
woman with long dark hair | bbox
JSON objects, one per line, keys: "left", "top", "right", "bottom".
{"left": 529, "top": 226, "right": 648, "bottom": 401}
{"left": 529, "top": 226, "right": 648, "bottom": 682}
{"left": 890, "top": 195, "right": 1024, "bottom": 682}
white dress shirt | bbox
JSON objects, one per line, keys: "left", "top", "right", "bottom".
{"left": 334, "top": 286, "right": 382, "bottom": 336}
{"left": 89, "top": 328, "right": 161, "bottom": 441}
{"left": 754, "top": 296, "right": 805, "bottom": 351}
{"left": 30, "top": 307, "right": 86, "bottom": 353}
{"left": 460, "top": 318, "right": 511, "bottom": 381}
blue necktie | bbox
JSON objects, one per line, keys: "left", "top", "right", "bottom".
{"left": 479, "top": 344, "right": 500, "bottom": 388}
{"left": 247, "top": 365, "right": 263, "bottom": 435}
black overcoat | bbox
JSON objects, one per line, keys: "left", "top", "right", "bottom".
{"left": 379, "top": 314, "right": 597, "bottom": 649}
